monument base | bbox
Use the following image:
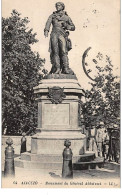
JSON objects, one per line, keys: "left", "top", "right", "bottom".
{"left": 31, "top": 131, "right": 86, "bottom": 155}
{"left": 14, "top": 77, "right": 104, "bottom": 172}
{"left": 14, "top": 151, "right": 104, "bottom": 170}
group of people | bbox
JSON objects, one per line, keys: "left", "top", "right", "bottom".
{"left": 87, "top": 122, "right": 119, "bottom": 163}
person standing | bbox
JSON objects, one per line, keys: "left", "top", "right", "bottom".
{"left": 96, "top": 122, "right": 105, "bottom": 157}
{"left": 88, "top": 125, "right": 98, "bottom": 157}
{"left": 103, "top": 130, "right": 109, "bottom": 161}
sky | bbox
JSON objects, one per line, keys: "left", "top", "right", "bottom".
{"left": 2, "top": 0, "right": 120, "bottom": 89}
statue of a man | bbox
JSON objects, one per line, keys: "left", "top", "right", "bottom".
{"left": 44, "top": 2, "right": 75, "bottom": 74}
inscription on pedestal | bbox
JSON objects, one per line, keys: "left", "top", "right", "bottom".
{"left": 43, "top": 104, "right": 70, "bottom": 126}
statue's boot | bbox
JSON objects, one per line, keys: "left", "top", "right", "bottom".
{"left": 53, "top": 54, "right": 60, "bottom": 74}
{"left": 63, "top": 68, "right": 70, "bottom": 74}
{"left": 62, "top": 54, "right": 70, "bottom": 74}
{"left": 55, "top": 68, "right": 60, "bottom": 74}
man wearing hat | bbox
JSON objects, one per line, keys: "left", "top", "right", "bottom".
{"left": 103, "top": 129, "right": 110, "bottom": 160}
{"left": 44, "top": 2, "right": 75, "bottom": 74}
{"left": 88, "top": 125, "right": 98, "bottom": 157}
{"left": 109, "top": 124, "right": 120, "bottom": 163}
{"left": 96, "top": 122, "right": 105, "bottom": 157}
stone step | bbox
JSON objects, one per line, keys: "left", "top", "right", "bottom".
{"left": 15, "top": 156, "right": 62, "bottom": 170}
{"left": 14, "top": 156, "right": 104, "bottom": 170}
{"left": 73, "top": 157, "right": 104, "bottom": 170}
{"left": 20, "top": 151, "right": 95, "bottom": 163}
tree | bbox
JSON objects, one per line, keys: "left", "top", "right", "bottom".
{"left": 2, "top": 10, "right": 46, "bottom": 135}
{"left": 82, "top": 53, "right": 120, "bottom": 162}
{"left": 82, "top": 54, "right": 120, "bottom": 130}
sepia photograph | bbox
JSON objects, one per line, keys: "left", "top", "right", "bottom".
{"left": 1, "top": 0, "right": 120, "bottom": 188}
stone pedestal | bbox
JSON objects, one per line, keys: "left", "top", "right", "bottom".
{"left": 14, "top": 76, "right": 104, "bottom": 171}
{"left": 31, "top": 77, "right": 86, "bottom": 156}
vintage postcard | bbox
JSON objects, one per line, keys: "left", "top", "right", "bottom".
{"left": 2, "top": 0, "right": 120, "bottom": 188}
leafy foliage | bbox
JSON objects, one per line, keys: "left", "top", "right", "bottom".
{"left": 2, "top": 10, "right": 46, "bottom": 135}
{"left": 82, "top": 55, "right": 120, "bottom": 130}
{"left": 82, "top": 53, "right": 120, "bottom": 161}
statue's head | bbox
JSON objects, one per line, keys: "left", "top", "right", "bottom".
{"left": 55, "top": 2, "right": 65, "bottom": 11}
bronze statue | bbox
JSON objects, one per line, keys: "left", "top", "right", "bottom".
{"left": 44, "top": 2, "right": 75, "bottom": 74}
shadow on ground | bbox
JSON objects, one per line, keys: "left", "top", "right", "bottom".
{"left": 49, "top": 172, "right": 61, "bottom": 178}
{"left": 48, "top": 162, "right": 120, "bottom": 179}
